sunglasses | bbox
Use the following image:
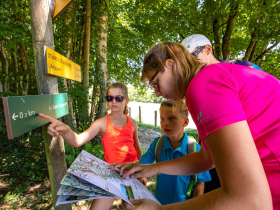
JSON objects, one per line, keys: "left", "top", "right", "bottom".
{"left": 149, "top": 70, "right": 161, "bottom": 90}
{"left": 105, "top": 95, "right": 125, "bottom": 102}
{"left": 192, "top": 46, "right": 205, "bottom": 57}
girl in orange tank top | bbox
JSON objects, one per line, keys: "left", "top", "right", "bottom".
{"left": 102, "top": 114, "right": 138, "bottom": 164}
{"left": 39, "top": 83, "right": 145, "bottom": 210}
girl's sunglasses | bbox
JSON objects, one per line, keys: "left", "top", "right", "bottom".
{"left": 105, "top": 95, "right": 125, "bottom": 102}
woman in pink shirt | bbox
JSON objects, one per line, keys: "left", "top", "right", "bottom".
{"left": 120, "top": 42, "right": 280, "bottom": 210}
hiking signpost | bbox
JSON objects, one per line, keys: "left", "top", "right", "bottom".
{"left": 26, "top": 0, "right": 77, "bottom": 209}
{"left": 3, "top": 94, "right": 69, "bottom": 139}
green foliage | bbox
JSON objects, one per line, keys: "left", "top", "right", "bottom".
{"left": 184, "top": 128, "right": 199, "bottom": 141}
{"left": 128, "top": 86, "right": 165, "bottom": 103}
{"left": 64, "top": 134, "right": 104, "bottom": 167}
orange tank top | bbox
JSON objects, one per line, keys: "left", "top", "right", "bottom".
{"left": 102, "top": 114, "right": 138, "bottom": 164}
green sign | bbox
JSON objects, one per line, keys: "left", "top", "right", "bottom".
{"left": 3, "top": 93, "right": 69, "bottom": 139}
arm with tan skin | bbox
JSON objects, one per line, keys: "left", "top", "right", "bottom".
{"left": 39, "top": 113, "right": 106, "bottom": 148}
{"left": 131, "top": 118, "right": 143, "bottom": 159}
{"left": 122, "top": 121, "right": 272, "bottom": 210}
{"left": 111, "top": 160, "right": 141, "bottom": 172}
{"left": 192, "top": 182, "right": 204, "bottom": 198}
{"left": 131, "top": 118, "right": 147, "bottom": 185}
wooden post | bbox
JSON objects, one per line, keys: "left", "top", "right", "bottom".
{"left": 129, "top": 107, "right": 131, "bottom": 117}
{"left": 29, "top": 1, "right": 71, "bottom": 209}
{"left": 155, "top": 110, "right": 157, "bottom": 126}
{"left": 139, "top": 106, "right": 141, "bottom": 123}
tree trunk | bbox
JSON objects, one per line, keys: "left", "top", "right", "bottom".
{"left": 28, "top": 0, "right": 71, "bottom": 209}
{"left": 19, "top": 44, "right": 29, "bottom": 95}
{"left": 12, "top": 46, "right": 19, "bottom": 95}
{"left": 0, "top": 53, "right": 3, "bottom": 92}
{"left": 243, "top": 30, "right": 258, "bottom": 60}
{"left": 212, "top": 18, "right": 221, "bottom": 59}
{"left": 83, "top": 0, "right": 91, "bottom": 117}
{"left": 21, "top": 44, "right": 36, "bottom": 79}
{"left": 96, "top": 0, "right": 109, "bottom": 118}
{"left": 222, "top": 1, "right": 239, "bottom": 60}
{"left": 0, "top": 43, "right": 9, "bottom": 92}
{"left": 248, "top": 41, "right": 258, "bottom": 61}
{"left": 79, "top": 21, "right": 85, "bottom": 60}
{"left": 62, "top": 4, "right": 77, "bottom": 129}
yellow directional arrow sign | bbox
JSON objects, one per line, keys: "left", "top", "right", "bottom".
{"left": 53, "top": 0, "right": 76, "bottom": 19}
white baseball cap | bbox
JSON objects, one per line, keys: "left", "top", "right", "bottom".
{"left": 181, "top": 34, "right": 212, "bottom": 53}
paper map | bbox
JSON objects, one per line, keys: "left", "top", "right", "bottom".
{"left": 56, "top": 150, "right": 160, "bottom": 206}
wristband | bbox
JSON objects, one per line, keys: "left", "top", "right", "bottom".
{"left": 62, "top": 126, "right": 71, "bottom": 137}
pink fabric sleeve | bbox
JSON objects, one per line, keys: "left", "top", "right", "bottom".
{"left": 186, "top": 64, "right": 247, "bottom": 149}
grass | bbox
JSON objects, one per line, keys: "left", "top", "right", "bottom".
{"left": 137, "top": 121, "right": 162, "bottom": 132}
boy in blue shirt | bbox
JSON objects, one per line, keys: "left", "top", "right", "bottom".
{"left": 112, "top": 100, "right": 211, "bottom": 205}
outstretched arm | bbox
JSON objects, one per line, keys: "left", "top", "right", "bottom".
{"left": 39, "top": 113, "right": 104, "bottom": 148}
{"left": 122, "top": 142, "right": 214, "bottom": 179}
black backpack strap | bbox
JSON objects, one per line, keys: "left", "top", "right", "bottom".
{"left": 155, "top": 136, "right": 164, "bottom": 163}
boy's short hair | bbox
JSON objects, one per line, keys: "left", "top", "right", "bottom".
{"left": 160, "top": 100, "right": 189, "bottom": 117}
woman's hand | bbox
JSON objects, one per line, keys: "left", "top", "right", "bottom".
{"left": 111, "top": 163, "right": 147, "bottom": 185}
{"left": 122, "top": 164, "right": 160, "bottom": 179}
{"left": 39, "top": 113, "right": 70, "bottom": 137}
{"left": 123, "top": 198, "right": 161, "bottom": 210}
{"left": 111, "top": 162, "right": 134, "bottom": 175}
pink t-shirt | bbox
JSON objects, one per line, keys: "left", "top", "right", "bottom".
{"left": 186, "top": 63, "right": 280, "bottom": 208}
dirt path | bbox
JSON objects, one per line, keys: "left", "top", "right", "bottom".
{"left": 138, "top": 126, "right": 163, "bottom": 151}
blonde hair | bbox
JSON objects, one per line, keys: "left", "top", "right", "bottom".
{"left": 160, "top": 100, "right": 189, "bottom": 117}
{"left": 141, "top": 42, "right": 205, "bottom": 101}
{"left": 106, "top": 83, "right": 129, "bottom": 115}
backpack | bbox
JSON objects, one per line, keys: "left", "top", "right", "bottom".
{"left": 221, "top": 59, "right": 262, "bottom": 71}
{"left": 154, "top": 135, "right": 198, "bottom": 197}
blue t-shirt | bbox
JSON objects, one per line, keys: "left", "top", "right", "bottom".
{"left": 139, "top": 133, "right": 212, "bottom": 205}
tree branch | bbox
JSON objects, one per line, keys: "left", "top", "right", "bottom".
{"left": 254, "top": 41, "right": 280, "bottom": 62}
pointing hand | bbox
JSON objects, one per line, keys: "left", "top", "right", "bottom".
{"left": 39, "top": 113, "right": 70, "bottom": 137}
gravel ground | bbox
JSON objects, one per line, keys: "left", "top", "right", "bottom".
{"left": 138, "top": 126, "right": 163, "bottom": 151}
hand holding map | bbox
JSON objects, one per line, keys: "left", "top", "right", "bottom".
{"left": 56, "top": 150, "right": 160, "bottom": 206}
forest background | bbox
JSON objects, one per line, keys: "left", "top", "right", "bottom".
{"left": 0, "top": 0, "right": 280, "bottom": 209}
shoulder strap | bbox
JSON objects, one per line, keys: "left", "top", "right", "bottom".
{"left": 186, "top": 137, "right": 198, "bottom": 197}
{"left": 187, "top": 137, "right": 197, "bottom": 154}
{"left": 155, "top": 136, "right": 164, "bottom": 163}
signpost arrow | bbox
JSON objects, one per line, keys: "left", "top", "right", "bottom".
{"left": 12, "top": 113, "right": 18, "bottom": 121}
